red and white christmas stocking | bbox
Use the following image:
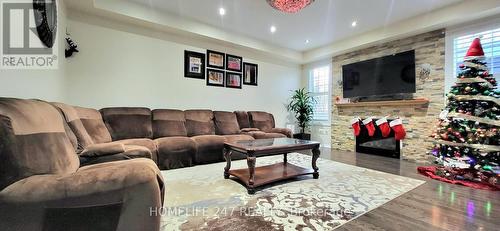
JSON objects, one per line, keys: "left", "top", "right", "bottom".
{"left": 390, "top": 118, "right": 406, "bottom": 140}
{"left": 376, "top": 117, "right": 391, "bottom": 137}
{"left": 351, "top": 117, "right": 361, "bottom": 136}
{"left": 363, "top": 117, "right": 376, "bottom": 137}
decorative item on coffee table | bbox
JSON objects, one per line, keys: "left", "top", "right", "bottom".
{"left": 418, "top": 38, "right": 499, "bottom": 191}
{"left": 224, "top": 138, "right": 320, "bottom": 194}
{"left": 287, "top": 88, "right": 315, "bottom": 140}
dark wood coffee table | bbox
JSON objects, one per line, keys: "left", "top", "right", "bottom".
{"left": 223, "top": 138, "right": 320, "bottom": 194}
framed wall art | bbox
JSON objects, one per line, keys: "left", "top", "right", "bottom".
{"left": 184, "top": 50, "right": 205, "bottom": 79}
{"left": 206, "top": 69, "right": 225, "bottom": 87}
{"left": 207, "top": 50, "right": 225, "bottom": 69}
{"left": 226, "top": 54, "right": 242, "bottom": 72}
{"left": 226, "top": 72, "right": 242, "bottom": 89}
{"left": 243, "top": 62, "right": 258, "bottom": 85}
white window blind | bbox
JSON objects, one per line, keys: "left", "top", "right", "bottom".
{"left": 453, "top": 27, "right": 500, "bottom": 82}
{"left": 309, "top": 66, "right": 330, "bottom": 121}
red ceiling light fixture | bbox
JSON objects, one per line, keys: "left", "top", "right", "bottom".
{"left": 267, "top": 0, "right": 315, "bottom": 13}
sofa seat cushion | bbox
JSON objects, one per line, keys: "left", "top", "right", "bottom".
{"left": 152, "top": 109, "right": 187, "bottom": 138}
{"left": 113, "top": 138, "right": 158, "bottom": 163}
{"left": 185, "top": 110, "right": 215, "bottom": 136}
{"left": 155, "top": 137, "right": 196, "bottom": 170}
{"left": 190, "top": 135, "right": 225, "bottom": 164}
{"left": 213, "top": 111, "right": 240, "bottom": 135}
{"left": 249, "top": 131, "right": 286, "bottom": 139}
{"left": 73, "top": 106, "right": 113, "bottom": 144}
{"left": 122, "top": 145, "right": 153, "bottom": 159}
{"left": 0, "top": 158, "right": 161, "bottom": 203}
{"left": 100, "top": 107, "right": 153, "bottom": 140}
{"left": 223, "top": 134, "right": 254, "bottom": 143}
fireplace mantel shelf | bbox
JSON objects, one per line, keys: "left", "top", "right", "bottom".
{"left": 335, "top": 98, "right": 429, "bottom": 108}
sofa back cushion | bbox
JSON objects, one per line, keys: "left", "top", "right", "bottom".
{"left": 52, "top": 102, "right": 95, "bottom": 152}
{"left": 248, "top": 111, "right": 275, "bottom": 131}
{"left": 234, "top": 111, "right": 251, "bottom": 129}
{"left": 74, "top": 106, "right": 112, "bottom": 144}
{"left": 184, "top": 110, "right": 215, "bottom": 136}
{"left": 0, "top": 98, "right": 80, "bottom": 190}
{"left": 100, "top": 107, "right": 153, "bottom": 140}
{"left": 152, "top": 109, "right": 187, "bottom": 138}
{"left": 213, "top": 111, "right": 240, "bottom": 135}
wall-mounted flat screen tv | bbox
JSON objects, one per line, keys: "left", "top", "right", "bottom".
{"left": 342, "top": 50, "right": 416, "bottom": 98}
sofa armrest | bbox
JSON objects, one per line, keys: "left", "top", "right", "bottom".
{"left": 267, "top": 128, "right": 293, "bottom": 138}
{"left": 80, "top": 143, "right": 125, "bottom": 157}
{"left": 0, "top": 159, "right": 164, "bottom": 231}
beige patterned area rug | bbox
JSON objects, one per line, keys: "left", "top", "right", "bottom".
{"left": 160, "top": 153, "right": 424, "bottom": 230}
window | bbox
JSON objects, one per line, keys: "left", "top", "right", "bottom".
{"left": 453, "top": 27, "right": 500, "bottom": 82}
{"left": 308, "top": 65, "right": 330, "bottom": 121}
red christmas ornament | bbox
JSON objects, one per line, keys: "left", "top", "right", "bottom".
{"left": 464, "top": 38, "right": 485, "bottom": 60}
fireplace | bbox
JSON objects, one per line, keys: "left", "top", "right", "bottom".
{"left": 355, "top": 119, "right": 401, "bottom": 159}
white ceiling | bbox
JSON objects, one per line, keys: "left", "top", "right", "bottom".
{"left": 125, "top": 0, "right": 463, "bottom": 51}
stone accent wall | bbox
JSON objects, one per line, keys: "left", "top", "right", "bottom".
{"left": 331, "top": 30, "right": 446, "bottom": 163}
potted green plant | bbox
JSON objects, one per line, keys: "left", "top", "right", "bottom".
{"left": 286, "top": 88, "right": 315, "bottom": 140}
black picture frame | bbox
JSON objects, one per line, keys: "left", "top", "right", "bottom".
{"left": 184, "top": 50, "right": 205, "bottom": 79}
{"left": 225, "top": 72, "right": 242, "bottom": 89}
{"left": 207, "top": 50, "right": 226, "bottom": 69}
{"left": 226, "top": 54, "right": 243, "bottom": 72}
{"left": 206, "top": 69, "right": 225, "bottom": 87}
{"left": 243, "top": 62, "right": 258, "bottom": 86}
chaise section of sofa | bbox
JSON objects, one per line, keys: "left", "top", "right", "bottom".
{"left": 0, "top": 98, "right": 164, "bottom": 231}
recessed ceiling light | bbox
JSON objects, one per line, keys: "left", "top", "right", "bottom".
{"left": 219, "top": 7, "right": 226, "bottom": 16}
{"left": 270, "top": 26, "right": 277, "bottom": 33}
{"left": 351, "top": 21, "right": 357, "bottom": 27}
{"left": 305, "top": 39, "right": 310, "bottom": 44}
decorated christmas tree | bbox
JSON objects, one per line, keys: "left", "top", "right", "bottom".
{"left": 422, "top": 38, "right": 499, "bottom": 190}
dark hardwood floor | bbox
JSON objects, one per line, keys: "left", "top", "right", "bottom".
{"left": 300, "top": 148, "right": 499, "bottom": 231}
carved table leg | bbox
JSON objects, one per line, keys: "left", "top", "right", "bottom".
{"left": 312, "top": 146, "right": 320, "bottom": 179}
{"left": 223, "top": 148, "right": 232, "bottom": 179}
{"left": 247, "top": 156, "right": 256, "bottom": 193}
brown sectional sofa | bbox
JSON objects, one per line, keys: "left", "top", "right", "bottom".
{"left": 0, "top": 97, "right": 292, "bottom": 230}
{"left": 63, "top": 105, "right": 291, "bottom": 170}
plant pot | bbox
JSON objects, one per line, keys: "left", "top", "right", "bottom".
{"left": 293, "top": 133, "right": 311, "bottom": 140}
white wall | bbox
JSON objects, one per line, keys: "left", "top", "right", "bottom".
{"left": 0, "top": 0, "right": 67, "bottom": 101}
{"left": 65, "top": 17, "right": 301, "bottom": 127}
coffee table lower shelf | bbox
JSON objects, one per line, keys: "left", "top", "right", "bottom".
{"left": 227, "top": 162, "right": 315, "bottom": 194}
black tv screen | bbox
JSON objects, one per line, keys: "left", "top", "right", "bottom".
{"left": 342, "top": 50, "right": 416, "bottom": 98}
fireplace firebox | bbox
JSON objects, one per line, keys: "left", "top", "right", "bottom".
{"left": 355, "top": 118, "right": 401, "bottom": 159}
